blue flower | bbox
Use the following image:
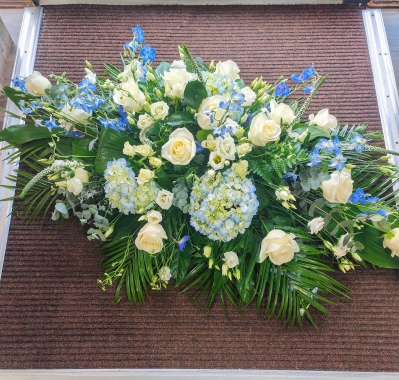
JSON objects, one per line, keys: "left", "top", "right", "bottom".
{"left": 45, "top": 119, "right": 58, "bottom": 131}
{"left": 132, "top": 25, "right": 145, "bottom": 43}
{"left": 301, "top": 64, "right": 315, "bottom": 80}
{"left": 99, "top": 118, "right": 121, "bottom": 132}
{"left": 177, "top": 235, "right": 190, "bottom": 252}
{"left": 30, "top": 100, "right": 42, "bottom": 109}
{"left": 291, "top": 74, "right": 303, "bottom": 83}
{"left": 78, "top": 77, "right": 96, "bottom": 92}
{"left": 367, "top": 196, "right": 379, "bottom": 204}
{"left": 275, "top": 83, "right": 290, "bottom": 97}
{"left": 242, "top": 113, "right": 252, "bottom": 127}
{"left": 195, "top": 140, "right": 204, "bottom": 154}
{"left": 282, "top": 172, "right": 298, "bottom": 183}
{"left": 356, "top": 211, "right": 370, "bottom": 218}
{"left": 307, "top": 148, "right": 322, "bottom": 167}
{"left": 304, "top": 86, "right": 313, "bottom": 95}
{"left": 140, "top": 45, "right": 156, "bottom": 63}
{"left": 329, "top": 153, "right": 347, "bottom": 171}
{"left": 125, "top": 40, "right": 140, "bottom": 53}
{"left": 376, "top": 209, "right": 389, "bottom": 219}
{"left": 19, "top": 100, "right": 32, "bottom": 115}
{"left": 349, "top": 188, "right": 368, "bottom": 205}
{"left": 332, "top": 136, "right": 342, "bottom": 154}
{"left": 349, "top": 132, "right": 366, "bottom": 153}
{"left": 315, "top": 138, "right": 334, "bottom": 153}
{"left": 12, "top": 77, "right": 27, "bottom": 92}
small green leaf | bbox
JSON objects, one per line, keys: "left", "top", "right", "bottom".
{"left": 165, "top": 111, "right": 197, "bottom": 127}
{"left": 183, "top": 80, "right": 208, "bottom": 110}
{"left": 3, "top": 86, "right": 36, "bottom": 109}
{"left": 170, "top": 243, "right": 192, "bottom": 283}
{"left": 196, "top": 129, "right": 213, "bottom": 142}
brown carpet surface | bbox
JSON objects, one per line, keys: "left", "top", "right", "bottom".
{"left": 1, "top": 4, "right": 399, "bottom": 371}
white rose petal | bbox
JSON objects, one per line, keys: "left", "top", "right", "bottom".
{"left": 241, "top": 86, "right": 256, "bottom": 107}
{"left": 58, "top": 104, "right": 91, "bottom": 131}
{"left": 308, "top": 217, "right": 325, "bottom": 235}
{"left": 137, "top": 168, "right": 155, "bottom": 185}
{"left": 215, "top": 60, "right": 240, "bottom": 80}
{"left": 259, "top": 229, "right": 300, "bottom": 266}
{"left": 197, "top": 95, "right": 227, "bottom": 130}
{"left": 269, "top": 99, "right": 295, "bottom": 125}
{"left": 84, "top": 68, "right": 96, "bottom": 85}
{"left": 123, "top": 141, "right": 136, "bottom": 157}
{"left": 135, "top": 223, "right": 167, "bottom": 254}
{"left": 161, "top": 127, "right": 196, "bottom": 165}
{"left": 309, "top": 109, "right": 338, "bottom": 133}
{"left": 321, "top": 170, "right": 354, "bottom": 204}
{"left": 147, "top": 210, "right": 163, "bottom": 225}
{"left": 149, "top": 156, "right": 162, "bottom": 168}
{"left": 163, "top": 68, "right": 193, "bottom": 98}
{"left": 236, "top": 143, "right": 252, "bottom": 157}
{"left": 137, "top": 114, "right": 154, "bottom": 130}
{"left": 223, "top": 251, "right": 239, "bottom": 269}
{"left": 25, "top": 71, "right": 51, "bottom": 96}
{"left": 113, "top": 77, "right": 146, "bottom": 113}
{"left": 232, "top": 160, "right": 248, "bottom": 179}
{"left": 117, "top": 59, "right": 144, "bottom": 82}
{"left": 66, "top": 177, "right": 83, "bottom": 196}
{"left": 156, "top": 189, "right": 174, "bottom": 210}
{"left": 171, "top": 60, "right": 186, "bottom": 70}
{"left": 135, "top": 144, "right": 152, "bottom": 157}
{"left": 383, "top": 228, "right": 399, "bottom": 258}
{"left": 248, "top": 112, "right": 281, "bottom": 146}
{"left": 158, "top": 266, "right": 172, "bottom": 281}
{"left": 216, "top": 134, "right": 236, "bottom": 160}
{"left": 74, "top": 168, "right": 89, "bottom": 183}
{"left": 150, "top": 101, "right": 169, "bottom": 120}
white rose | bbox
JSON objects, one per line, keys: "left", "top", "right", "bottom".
{"left": 117, "top": 59, "right": 144, "bottom": 82}
{"left": 156, "top": 189, "right": 174, "bottom": 210}
{"left": 321, "top": 170, "right": 353, "bottom": 204}
{"left": 147, "top": 210, "right": 163, "bottom": 224}
{"left": 58, "top": 104, "right": 91, "bottom": 131}
{"left": 149, "top": 156, "right": 162, "bottom": 168}
{"left": 135, "top": 223, "right": 167, "bottom": 254}
{"left": 123, "top": 141, "right": 136, "bottom": 157}
{"left": 275, "top": 186, "right": 293, "bottom": 201}
{"left": 171, "top": 60, "right": 186, "bottom": 70}
{"left": 113, "top": 77, "right": 146, "bottom": 113}
{"left": 66, "top": 177, "right": 83, "bottom": 196}
{"left": 307, "top": 217, "right": 325, "bottom": 235}
{"left": 137, "top": 168, "right": 155, "bottom": 185}
{"left": 74, "top": 168, "right": 89, "bottom": 183}
{"left": 135, "top": 144, "right": 152, "bottom": 157}
{"left": 333, "top": 234, "right": 351, "bottom": 258}
{"left": 223, "top": 251, "right": 239, "bottom": 268}
{"left": 309, "top": 109, "right": 338, "bottom": 133}
{"left": 241, "top": 86, "right": 256, "bottom": 107}
{"left": 150, "top": 101, "right": 169, "bottom": 120}
{"left": 197, "top": 95, "right": 227, "bottom": 130}
{"left": 215, "top": 60, "right": 240, "bottom": 80}
{"left": 25, "top": 71, "right": 51, "bottom": 96}
{"left": 201, "top": 134, "right": 217, "bottom": 151}
{"left": 163, "top": 68, "right": 193, "bottom": 98}
{"left": 269, "top": 99, "right": 295, "bottom": 125}
{"left": 208, "top": 151, "right": 226, "bottom": 170}
{"left": 259, "top": 229, "right": 300, "bottom": 266}
{"left": 232, "top": 160, "right": 248, "bottom": 179}
{"left": 158, "top": 266, "right": 172, "bottom": 281}
{"left": 84, "top": 68, "right": 96, "bottom": 84}
{"left": 161, "top": 127, "right": 196, "bottom": 165}
{"left": 236, "top": 143, "right": 252, "bottom": 157}
{"left": 216, "top": 134, "right": 236, "bottom": 160}
{"left": 383, "top": 228, "right": 399, "bottom": 258}
{"left": 222, "top": 118, "right": 239, "bottom": 135}
{"left": 248, "top": 112, "right": 281, "bottom": 146}
{"left": 137, "top": 114, "right": 154, "bottom": 130}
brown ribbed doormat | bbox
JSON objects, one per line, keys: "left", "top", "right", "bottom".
{"left": 1, "top": 4, "right": 398, "bottom": 371}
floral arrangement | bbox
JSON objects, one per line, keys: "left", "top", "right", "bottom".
{"left": 1, "top": 26, "right": 399, "bottom": 329}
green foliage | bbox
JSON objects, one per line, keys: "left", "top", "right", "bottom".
{"left": 183, "top": 80, "right": 208, "bottom": 110}
{"left": 0, "top": 124, "right": 57, "bottom": 145}
{"left": 165, "top": 111, "right": 197, "bottom": 127}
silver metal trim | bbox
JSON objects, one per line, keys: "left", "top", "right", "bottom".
{"left": 363, "top": 10, "right": 399, "bottom": 171}
{"left": 0, "top": 7, "right": 43, "bottom": 279}
{"left": 0, "top": 369, "right": 399, "bottom": 380}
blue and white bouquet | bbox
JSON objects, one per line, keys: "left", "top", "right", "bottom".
{"left": 2, "top": 26, "right": 399, "bottom": 328}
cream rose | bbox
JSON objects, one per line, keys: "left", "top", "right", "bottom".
{"left": 74, "top": 168, "right": 89, "bottom": 183}
{"left": 137, "top": 168, "right": 155, "bottom": 185}
{"left": 66, "top": 177, "right": 83, "bottom": 196}
{"left": 123, "top": 142, "right": 136, "bottom": 157}
{"left": 135, "top": 223, "right": 167, "bottom": 254}
{"left": 321, "top": 170, "right": 353, "bottom": 204}
{"left": 161, "top": 127, "right": 196, "bottom": 165}
{"left": 25, "top": 71, "right": 51, "bottom": 96}
{"left": 149, "top": 156, "right": 162, "bottom": 168}
{"left": 248, "top": 112, "right": 281, "bottom": 146}
{"left": 150, "top": 101, "right": 169, "bottom": 120}
{"left": 137, "top": 114, "right": 154, "bottom": 130}
{"left": 215, "top": 60, "right": 240, "bottom": 80}
{"left": 135, "top": 144, "right": 152, "bottom": 157}
{"left": 146, "top": 210, "right": 163, "bottom": 225}
{"left": 241, "top": 86, "right": 256, "bottom": 107}
{"left": 156, "top": 189, "right": 174, "bottom": 210}
{"left": 117, "top": 59, "right": 144, "bottom": 82}
{"left": 216, "top": 134, "right": 236, "bottom": 160}
{"left": 159, "top": 266, "right": 172, "bottom": 281}
{"left": 201, "top": 134, "right": 217, "bottom": 151}
{"left": 197, "top": 95, "right": 227, "bottom": 130}
{"left": 232, "top": 160, "right": 248, "bottom": 179}
{"left": 259, "top": 229, "right": 300, "bottom": 266}
{"left": 307, "top": 217, "right": 325, "bottom": 235}
{"left": 383, "top": 228, "right": 399, "bottom": 258}
{"left": 223, "top": 251, "right": 239, "bottom": 268}
{"left": 113, "top": 77, "right": 146, "bottom": 113}
{"left": 58, "top": 104, "right": 91, "bottom": 131}
{"left": 163, "top": 68, "right": 193, "bottom": 98}
{"left": 269, "top": 99, "right": 295, "bottom": 125}
{"left": 309, "top": 109, "right": 338, "bottom": 133}
{"left": 236, "top": 143, "right": 252, "bottom": 157}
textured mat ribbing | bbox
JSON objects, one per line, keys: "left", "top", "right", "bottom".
{"left": 1, "top": 4, "right": 398, "bottom": 371}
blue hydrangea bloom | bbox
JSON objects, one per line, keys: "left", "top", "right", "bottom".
{"left": 140, "top": 45, "right": 156, "bottom": 63}
{"left": 275, "top": 83, "right": 290, "bottom": 97}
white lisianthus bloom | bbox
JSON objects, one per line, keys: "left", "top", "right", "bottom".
{"left": 148, "top": 156, "right": 162, "bottom": 168}
{"left": 137, "top": 114, "right": 154, "bottom": 130}
{"left": 146, "top": 210, "right": 163, "bottom": 225}
{"left": 137, "top": 168, "right": 155, "bottom": 185}
{"left": 25, "top": 71, "right": 51, "bottom": 96}
{"left": 259, "top": 229, "right": 300, "bottom": 266}
{"left": 332, "top": 234, "right": 352, "bottom": 258}
{"left": 216, "top": 134, "right": 236, "bottom": 160}
{"left": 58, "top": 104, "right": 91, "bottom": 131}
{"left": 236, "top": 143, "right": 252, "bottom": 157}
{"left": 158, "top": 266, "right": 172, "bottom": 281}
{"left": 150, "top": 101, "right": 169, "bottom": 120}
{"left": 163, "top": 68, "right": 193, "bottom": 98}
{"left": 248, "top": 112, "right": 281, "bottom": 146}
{"left": 215, "top": 60, "right": 240, "bottom": 80}
{"left": 135, "top": 144, "right": 152, "bottom": 157}
{"left": 383, "top": 228, "right": 399, "bottom": 258}
{"left": 84, "top": 68, "right": 96, "bottom": 84}
{"left": 223, "top": 251, "right": 239, "bottom": 268}
{"left": 307, "top": 217, "right": 325, "bottom": 235}
{"left": 66, "top": 177, "right": 83, "bottom": 196}
{"left": 161, "top": 127, "right": 196, "bottom": 165}
{"left": 135, "top": 223, "right": 167, "bottom": 254}
{"left": 113, "top": 77, "right": 146, "bottom": 113}
{"left": 123, "top": 141, "right": 136, "bottom": 157}
{"left": 321, "top": 170, "right": 353, "bottom": 204}
{"left": 197, "top": 95, "right": 227, "bottom": 130}
{"left": 241, "top": 86, "right": 256, "bottom": 107}
{"left": 309, "top": 109, "right": 338, "bottom": 133}
{"left": 232, "top": 160, "right": 248, "bottom": 179}
{"left": 268, "top": 99, "right": 295, "bottom": 125}
{"left": 74, "top": 168, "right": 89, "bottom": 183}
{"left": 208, "top": 151, "right": 226, "bottom": 170}
{"left": 156, "top": 189, "right": 174, "bottom": 210}
{"left": 275, "top": 186, "right": 294, "bottom": 202}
